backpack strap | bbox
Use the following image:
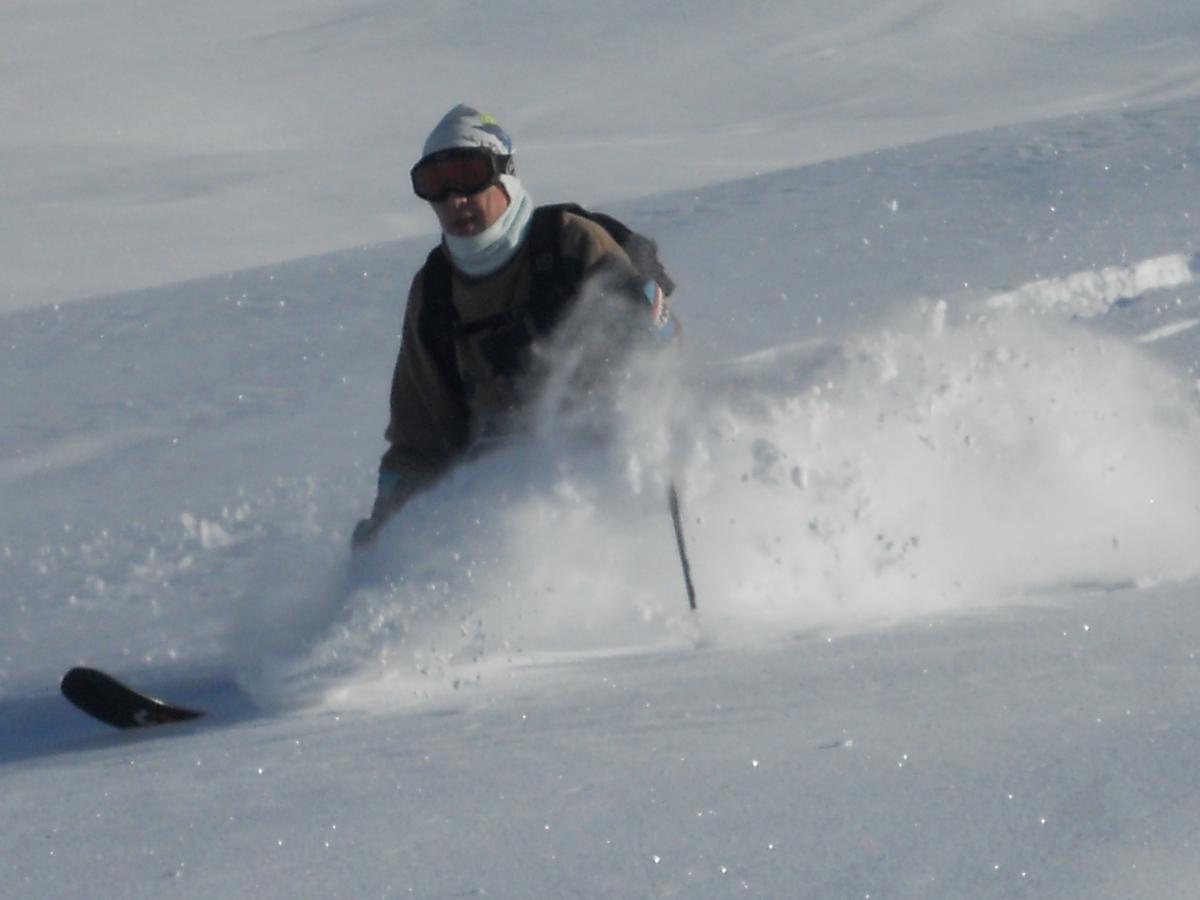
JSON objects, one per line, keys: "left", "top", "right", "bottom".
{"left": 416, "top": 245, "right": 465, "bottom": 395}
{"left": 528, "top": 203, "right": 584, "bottom": 333}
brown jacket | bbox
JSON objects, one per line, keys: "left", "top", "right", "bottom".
{"left": 379, "top": 211, "right": 657, "bottom": 489}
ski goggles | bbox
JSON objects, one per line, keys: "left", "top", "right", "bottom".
{"left": 410, "top": 148, "right": 513, "bottom": 202}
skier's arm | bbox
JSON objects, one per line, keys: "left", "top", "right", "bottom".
{"left": 562, "top": 214, "right": 680, "bottom": 343}
{"left": 353, "top": 273, "right": 471, "bottom": 548}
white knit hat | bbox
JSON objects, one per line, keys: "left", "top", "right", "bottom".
{"left": 421, "top": 104, "right": 514, "bottom": 160}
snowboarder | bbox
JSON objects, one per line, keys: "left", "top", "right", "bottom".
{"left": 352, "top": 104, "right": 679, "bottom": 549}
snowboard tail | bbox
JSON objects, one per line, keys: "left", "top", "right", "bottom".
{"left": 60, "top": 666, "right": 205, "bottom": 730}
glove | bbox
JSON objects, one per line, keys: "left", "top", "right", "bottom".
{"left": 640, "top": 280, "right": 679, "bottom": 342}
{"left": 350, "top": 468, "right": 405, "bottom": 550}
{"left": 351, "top": 514, "right": 386, "bottom": 549}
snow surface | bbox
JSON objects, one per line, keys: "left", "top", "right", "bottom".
{"left": 4, "top": 1, "right": 1200, "bottom": 897}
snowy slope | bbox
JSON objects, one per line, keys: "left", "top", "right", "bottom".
{"left": 4, "top": 0, "right": 1200, "bottom": 312}
{"left": 5, "top": 0, "right": 1200, "bottom": 897}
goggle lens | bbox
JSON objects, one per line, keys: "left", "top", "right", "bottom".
{"left": 411, "top": 151, "right": 504, "bottom": 202}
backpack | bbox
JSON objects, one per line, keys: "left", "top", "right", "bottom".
{"left": 417, "top": 203, "right": 675, "bottom": 394}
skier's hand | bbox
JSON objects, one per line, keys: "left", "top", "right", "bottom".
{"left": 351, "top": 469, "right": 407, "bottom": 550}
{"left": 350, "top": 515, "right": 383, "bottom": 550}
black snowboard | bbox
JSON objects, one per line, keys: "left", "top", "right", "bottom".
{"left": 60, "top": 666, "right": 205, "bottom": 730}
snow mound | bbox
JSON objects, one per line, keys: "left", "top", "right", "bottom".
{"left": 987, "top": 253, "right": 1196, "bottom": 318}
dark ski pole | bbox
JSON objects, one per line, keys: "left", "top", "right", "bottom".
{"left": 667, "top": 481, "right": 697, "bottom": 611}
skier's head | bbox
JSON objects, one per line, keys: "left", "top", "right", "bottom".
{"left": 411, "top": 104, "right": 519, "bottom": 238}
{"left": 420, "top": 104, "right": 514, "bottom": 160}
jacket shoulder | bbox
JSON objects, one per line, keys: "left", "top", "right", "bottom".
{"left": 553, "top": 209, "right": 631, "bottom": 271}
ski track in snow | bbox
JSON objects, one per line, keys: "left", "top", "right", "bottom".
{"left": 1137, "top": 317, "right": 1200, "bottom": 343}
{"left": 0, "top": 427, "right": 171, "bottom": 484}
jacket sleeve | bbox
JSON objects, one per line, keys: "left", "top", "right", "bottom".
{"left": 559, "top": 213, "right": 680, "bottom": 343}
{"left": 378, "top": 270, "right": 471, "bottom": 497}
